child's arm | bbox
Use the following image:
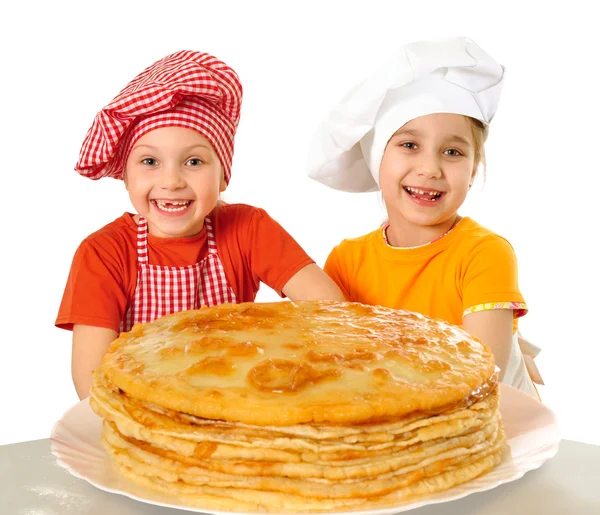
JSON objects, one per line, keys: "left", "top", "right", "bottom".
{"left": 56, "top": 227, "right": 133, "bottom": 398}
{"left": 462, "top": 234, "right": 526, "bottom": 379}
{"left": 323, "top": 245, "right": 352, "bottom": 300}
{"left": 463, "top": 309, "right": 513, "bottom": 379}
{"left": 71, "top": 324, "right": 118, "bottom": 400}
{"left": 282, "top": 263, "right": 345, "bottom": 301}
{"left": 238, "top": 206, "right": 346, "bottom": 302}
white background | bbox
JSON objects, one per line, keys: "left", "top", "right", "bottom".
{"left": 0, "top": 0, "right": 598, "bottom": 446}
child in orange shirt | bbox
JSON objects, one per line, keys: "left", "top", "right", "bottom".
{"left": 57, "top": 50, "right": 343, "bottom": 399}
{"left": 307, "top": 37, "right": 541, "bottom": 397}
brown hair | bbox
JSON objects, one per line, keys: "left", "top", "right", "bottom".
{"left": 469, "top": 117, "right": 488, "bottom": 179}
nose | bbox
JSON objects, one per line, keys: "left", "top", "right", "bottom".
{"left": 415, "top": 152, "right": 443, "bottom": 179}
{"left": 158, "top": 162, "right": 186, "bottom": 190}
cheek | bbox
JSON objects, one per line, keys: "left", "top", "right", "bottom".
{"left": 193, "top": 170, "right": 222, "bottom": 198}
{"left": 124, "top": 174, "right": 149, "bottom": 196}
{"left": 378, "top": 153, "right": 404, "bottom": 190}
{"left": 379, "top": 146, "right": 406, "bottom": 172}
{"left": 446, "top": 170, "right": 473, "bottom": 198}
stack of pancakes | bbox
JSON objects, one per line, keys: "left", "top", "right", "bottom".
{"left": 90, "top": 301, "right": 506, "bottom": 513}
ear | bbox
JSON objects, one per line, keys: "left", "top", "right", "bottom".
{"left": 219, "top": 168, "right": 227, "bottom": 192}
{"left": 123, "top": 170, "right": 129, "bottom": 190}
{"left": 469, "top": 165, "right": 478, "bottom": 187}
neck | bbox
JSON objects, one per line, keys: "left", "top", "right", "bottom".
{"left": 385, "top": 214, "right": 461, "bottom": 248}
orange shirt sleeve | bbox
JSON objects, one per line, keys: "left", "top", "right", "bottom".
{"left": 241, "top": 207, "right": 314, "bottom": 297}
{"left": 55, "top": 238, "right": 131, "bottom": 332}
{"left": 462, "top": 235, "right": 525, "bottom": 311}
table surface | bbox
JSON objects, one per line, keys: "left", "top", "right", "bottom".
{"left": 1, "top": 438, "right": 599, "bottom": 515}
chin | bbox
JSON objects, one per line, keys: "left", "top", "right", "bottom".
{"left": 403, "top": 214, "right": 449, "bottom": 228}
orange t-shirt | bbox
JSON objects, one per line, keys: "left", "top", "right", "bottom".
{"left": 56, "top": 203, "right": 314, "bottom": 332}
{"left": 324, "top": 217, "right": 527, "bottom": 332}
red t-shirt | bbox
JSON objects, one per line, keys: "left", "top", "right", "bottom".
{"left": 56, "top": 203, "right": 314, "bottom": 332}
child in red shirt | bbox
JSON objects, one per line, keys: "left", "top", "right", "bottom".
{"left": 57, "top": 50, "right": 343, "bottom": 399}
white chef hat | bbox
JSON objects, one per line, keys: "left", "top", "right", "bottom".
{"left": 307, "top": 37, "right": 505, "bottom": 192}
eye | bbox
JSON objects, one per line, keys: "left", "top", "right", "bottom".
{"left": 444, "top": 148, "right": 463, "bottom": 157}
{"left": 186, "top": 158, "right": 203, "bottom": 166}
{"left": 401, "top": 142, "right": 417, "bottom": 149}
{"left": 141, "top": 157, "right": 157, "bottom": 166}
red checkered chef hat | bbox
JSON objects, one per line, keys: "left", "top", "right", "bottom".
{"left": 75, "top": 50, "right": 243, "bottom": 184}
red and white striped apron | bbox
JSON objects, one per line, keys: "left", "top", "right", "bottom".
{"left": 120, "top": 216, "right": 236, "bottom": 333}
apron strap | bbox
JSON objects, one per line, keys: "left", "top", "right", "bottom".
{"left": 136, "top": 216, "right": 149, "bottom": 264}
{"left": 205, "top": 217, "right": 218, "bottom": 255}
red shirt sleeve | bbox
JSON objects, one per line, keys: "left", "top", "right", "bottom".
{"left": 216, "top": 205, "right": 314, "bottom": 299}
{"left": 55, "top": 237, "right": 131, "bottom": 332}
{"left": 248, "top": 207, "right": 315, "bottom": 295}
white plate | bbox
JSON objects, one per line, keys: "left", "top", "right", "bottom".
{"left": 50, "top": 384, "right": 560, "bottom": 514}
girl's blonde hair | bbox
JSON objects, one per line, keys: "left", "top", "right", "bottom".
{"left": 469, "top": 117, "right": 488, "bottom": 179}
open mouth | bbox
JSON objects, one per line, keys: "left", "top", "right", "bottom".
{"left": 403, "top": 186, "right": 445, "bottom": 202}
{"left": 151, "top": 200, "right": 193, "bottom": 213}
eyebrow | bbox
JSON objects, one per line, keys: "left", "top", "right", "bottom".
{"left": 131, "top": 144, "right": 212, "bottom": 152}
{"left": 392, "top": 129, "right": 472, "bottom": 147}
{"left": 445, "top": 135, "right": 472, "bottom": 146}
{"left": 392, "top": 128, "right": 421, "bottom": 138}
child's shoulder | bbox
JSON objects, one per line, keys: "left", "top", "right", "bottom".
{"left": 457, "top": 217, "right": 516, "bottom": 254}
{"left": 339, "top": 229, "right": 379, "bottom": 245}
{"left": 330, "top": 228, "right": 380, "bottom": 255}
{"left": 214, "top": 202, "right": 267, "bottom": 220}
{"left": 212, "top": 203, "right": 286, "bottom": 245}
{"left": 82, "top": 213, "right": 136, "bottom": 249}
{"left": 213, "top": 202, "right": 271, "bottom": 231}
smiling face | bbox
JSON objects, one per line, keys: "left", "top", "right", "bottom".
{"left": 124, "top": 127, "right": 226, "bottom": 238}
{"left": 378, "top": 113, "right": 479, "bottom": 241}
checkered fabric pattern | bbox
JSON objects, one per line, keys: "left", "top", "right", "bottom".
{"left": 120, "top": 216, "right": 236, "bottom": 333}
{"left": 75, "top": 50, "right": 242, "bottom": 184}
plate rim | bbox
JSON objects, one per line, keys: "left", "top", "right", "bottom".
{"left": 50, "top": 383, "right": 561, "bottom": 515}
